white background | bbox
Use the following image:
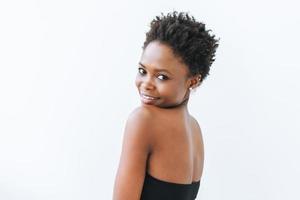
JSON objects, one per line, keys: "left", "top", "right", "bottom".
{"left": 0, "top": 0, "right": 299, "bottom": 199}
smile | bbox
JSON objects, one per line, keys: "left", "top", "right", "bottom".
{"left": 140, "top": 93, "right": 160, "bottom": 104}
{"left": 141, "top": 94, "right": 159, "bottom": 100}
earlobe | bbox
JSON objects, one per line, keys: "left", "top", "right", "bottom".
{"left": 189, "top": 75, "right": 202, "bottom": 89}
{"left": 189, "top": 81, "right": 194, "bottom": 89}
{"left": 190, "top": 79, "right": 197, "bottom": 88}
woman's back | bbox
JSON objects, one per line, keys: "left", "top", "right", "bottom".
{"left": 136, "top": 105, "right": 204, "bottom": 199}
{"left": 141, "top": 105, "right": 204, "bottom": 185}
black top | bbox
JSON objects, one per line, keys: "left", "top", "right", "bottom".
{"left": 140, "top": 172, "right": 201, "bottom": 200}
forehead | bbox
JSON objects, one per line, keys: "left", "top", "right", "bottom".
{"left": 140, "top": 41, "right": 188, "bottom": 75}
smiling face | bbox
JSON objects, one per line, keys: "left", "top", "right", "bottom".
{"left": 135, "top": 41, "right": 197, "bottom": 108}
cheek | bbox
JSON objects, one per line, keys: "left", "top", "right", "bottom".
{"left": 135, "top": 75, "right": 141, "bottom": 88}
{"left": 158, "top": 82, "right": 177, "bottom": 95}
{"left": 167, "top": 81, "right": 187, "bottom": 97}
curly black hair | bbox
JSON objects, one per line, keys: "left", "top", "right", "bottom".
{"left": 143, "top": 11, "right": 219, "bottom": 83}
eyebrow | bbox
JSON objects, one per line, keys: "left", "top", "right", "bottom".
{"left": 138, "top": 62, "right": 172, "bottom": 75}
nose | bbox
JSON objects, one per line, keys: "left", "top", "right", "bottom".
{"left": 141, "top": 76, "right": 155, "bottom": 90}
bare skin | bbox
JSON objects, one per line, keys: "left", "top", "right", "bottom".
{"left": 138, "top": 104, "right": 204, "bottom": 183}
{"left": 113, "top": 41, "right": 204, "bottom": 200}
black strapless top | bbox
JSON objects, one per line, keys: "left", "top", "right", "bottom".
{"left": 140, "top": 172, "right": 201, "bottom": 200}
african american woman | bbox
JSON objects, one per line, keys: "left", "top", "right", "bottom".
{"left": 113, "top": 11, "right": 219, "bottom": 200}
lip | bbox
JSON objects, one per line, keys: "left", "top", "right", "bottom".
{"left": 140, "top": 93, "right": 159, "bottom": 99}
{"left": 140, "top": 93, "right": 159, "bottom": 104}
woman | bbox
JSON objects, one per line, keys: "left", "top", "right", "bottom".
{"left": 113, "top": 11, "right": 219, "bottom": 200}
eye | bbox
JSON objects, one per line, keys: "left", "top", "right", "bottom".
{"left": 157, "top": 74, "right": 169, "bottom": 81}
{"left": 138, "top": 68, "right": 146, "bottom": 75}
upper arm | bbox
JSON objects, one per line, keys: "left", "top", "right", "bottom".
{"left": 113, "top": 109, "right": 152, "bottom": 200}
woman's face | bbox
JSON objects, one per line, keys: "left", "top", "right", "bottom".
{"left": 135, "top": 41, "right": 195, "bottom": 108}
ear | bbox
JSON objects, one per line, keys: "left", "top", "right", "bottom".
{"left": 188, "top": 74, "right": 202, "bottom": 89}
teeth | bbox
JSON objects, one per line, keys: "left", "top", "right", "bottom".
{"left": 142, "top": 94, "right": 156, "bottom": 100}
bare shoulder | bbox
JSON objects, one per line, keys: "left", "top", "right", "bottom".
{"left": 127, "top": 106, "right": 155, "bottom": 128}
{"left": 189, "top": 115, "right": 204, "bottom": 149}
{"left": 189, "top": 115, "right": 202, "bottom": 133}
{"left": 129, "top": 106, "right": 155, "bottom": 119}
{"left": 124, "top": 106, "right": 156, "bottom": 151}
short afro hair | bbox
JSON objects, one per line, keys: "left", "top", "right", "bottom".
{"left": 142, "top": 11, "right": 220, "bottom": 83}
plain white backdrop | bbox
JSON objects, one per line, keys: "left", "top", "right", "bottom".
{"left": 0, "top": 0, "right": 299, "bottom": 199}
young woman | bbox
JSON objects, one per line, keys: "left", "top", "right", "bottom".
{"left": 113, "top": 11, "right": 219, "bottom": 200}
